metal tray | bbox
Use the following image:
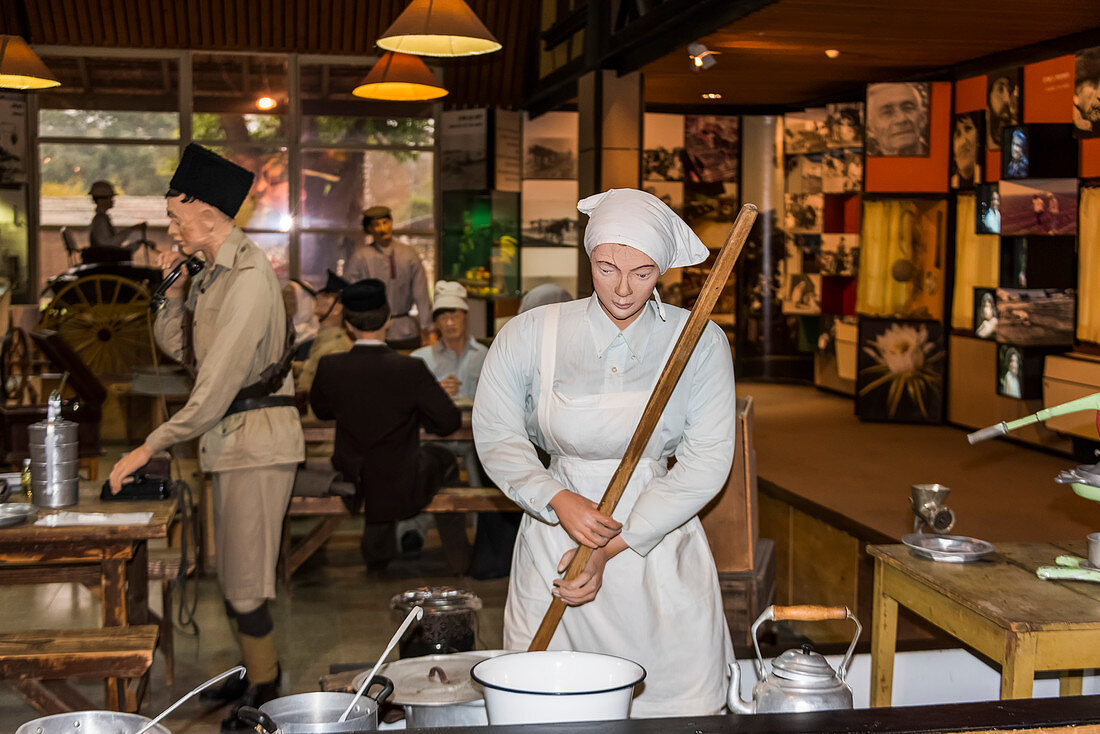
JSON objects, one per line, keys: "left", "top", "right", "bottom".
{"left": 0, "top": 503, "right": 37, "bottom": 529}
{"left": 902, "top": 533, "right": 994, "bottom": 563}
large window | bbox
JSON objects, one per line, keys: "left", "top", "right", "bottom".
{"left": 31, "top": 51, "right": 438, "bottom": 298}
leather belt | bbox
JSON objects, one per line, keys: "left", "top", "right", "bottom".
{"left": 224, "top": 395, "right": 296, "bottom": 418}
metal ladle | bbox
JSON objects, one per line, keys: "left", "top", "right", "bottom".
{"left": 134, "top": 665, "right": 247, "bottom": 734}
{"left": 337, "top": 605, "right": 423, "bottom": 722}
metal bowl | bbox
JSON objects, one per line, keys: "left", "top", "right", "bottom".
{"left": 16, "top": 711, "right": 170, "bottom": 734}
{"left": 902, "top": 533, "right": 994, "bottom": 563}
{"left": 0, "top": 503, "right": 37, "bottom": 529}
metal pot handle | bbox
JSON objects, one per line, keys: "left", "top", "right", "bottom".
{"left": 365, "top": 674, "right": 395, "bottom": 705}
{"left": 750, "top": 605, "right": 863, "bottom": 682}
{"left": 235, "top": 706, "right": 279, "bottom": 733}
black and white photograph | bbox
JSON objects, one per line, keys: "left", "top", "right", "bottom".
{"left": 783, "top": 109, "right": 828, "bottom": 154}
{"left": 950, "top": 111, "right": 983, "bottom": 189}
{"left": 644, "top": 112, "right": 685, "bottom": 181}
{"left": 973, "top": 287, "right": 998, "bottom": 339}
{"left": 0, "top": 93, "right": 26, "bottom": 185}
{"left": 785, "top": 154, "right": 822, "bottom": 194}
{"left": 994, "top": 287, "right": 1075, "bottom": 346}
{"left": 856, "top": 318, "right": 945, "bottom": 424}
{"left": 819, "top": 234, "right": 860, "bottom": 276}
{"left": 643, "top": 181, "right": 684, "bottom": 216}
{"left": 986, "top": 67, "right": 1020, "bottom": 151}
{"left": 781, "top": 272, "right": 821, "bottom": 315}
{"left": 683, "top": 182, "right": 738, "bottom": 248}
{"left": 976, "top": 182, "right": 1000, "bottom": 235}
{"left": 822, "top": 148, "right": 863, "bottom": 193}
{"left": 785, "top": 192, "right": 824, "bottom": 234}
{"left": 683, "top": 115, "right": 739, "bottom": 184}
{"left": 1074, "top": 46, "right": 1100, "bottom": 138}
{"left": 523, "top": 110, "right": 577, "bottom": 179}
{"left": 521, "top": 179, "right": 578, "bottom": 246}
{"left": 826, "top": 102, "right": 865, "bottom": 148}
{"left": 865, "top": 82, "right": 930, "bottom": 157}
{"left": 786, "top": 234, "right": 822, "bottom": 274}
{"left": 999, "top": 178, "right": 1078, "bottom": 236}
{"left": 996, "top": 344, "right": 1047, "bottom": 400}
{"left": 440, "top": 108, "right": 488, "bottom": 191}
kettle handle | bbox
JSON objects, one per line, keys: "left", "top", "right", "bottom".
{"left": 750, "top": 605, "right": 863, "bottom": 682}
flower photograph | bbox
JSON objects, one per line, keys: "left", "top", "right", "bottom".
{"left": 856, "top": 318, "right": 945, "bottom": 423}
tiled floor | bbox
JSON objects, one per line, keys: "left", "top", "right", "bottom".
{"left": 0, "top": 529, "right": 508, "bottom": 733}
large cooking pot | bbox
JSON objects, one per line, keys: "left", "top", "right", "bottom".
{"left": 471, "top": 650, "right": 645, "bottom": 725}
{"left": 16, "top": 711, "right": 170, "bottom": 734}
{"left": 361, "top": 651, "right": 508, "bottom": 728}
{"left": 237, "top": 676, "right": 393, "bottom": 734}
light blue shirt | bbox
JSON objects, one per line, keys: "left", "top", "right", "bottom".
{"left": 411, "top": 337, "right": 488, "bottom": 400}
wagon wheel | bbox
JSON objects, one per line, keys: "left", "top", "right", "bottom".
{"left": 0, "top": 327, "right": 37, "bottom": 405}
{"left": 39, "top": 274, "right": 154, "bottom": 378}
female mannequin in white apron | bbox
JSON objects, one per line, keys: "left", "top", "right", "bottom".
{"left": 473, "top": 188, "right": 736, "bottom": 717}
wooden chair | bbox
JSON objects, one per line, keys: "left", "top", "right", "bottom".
{"left": 0, "top": 626, "right": 158, "bottom": 714}
{"left": 146, "top": 547, "right": 196, "bottom": 686}
{"left": 60, "top": 227, "right": 82, "bottom": 267}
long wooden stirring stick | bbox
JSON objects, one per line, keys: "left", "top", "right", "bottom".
{"left": 527, "top": 203, "right": 759, "bottom": 652}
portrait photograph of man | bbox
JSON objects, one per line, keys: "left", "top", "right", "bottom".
{"left": 1074, "top": 46, "right": 1100, "bottom": 138}
{"left": 986, "top": 67, "right": 1020, "bottom": 151}
{"left": 865, "top": 82, "right": 930, "bottom": 157}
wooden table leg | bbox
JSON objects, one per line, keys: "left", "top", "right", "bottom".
{"left": 126, "top": 542, "right": 149, "bottom": 625}
{"left": 1001, "top": 633, "right": 1037, "bottom": 700}
{"left": 870, "top": 560, "right": 898, "bottom": 708}
{"left": 102, "top": 556, "right": 128, "bottom": 711}
{"left": 1060, "top": 670, "right": 1084, "bottom": 697}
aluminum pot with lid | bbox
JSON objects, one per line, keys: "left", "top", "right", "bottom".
{"left": 728, "top": 605, "right": 862, "bottom": 714}
{"left": 391, "top": 587, "right": 482, "bottom": 658}
{"left": 16, "top": 711, "right": 170, "bottom": 734}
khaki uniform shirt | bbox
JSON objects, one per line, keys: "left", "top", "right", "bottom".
{"left": 146, "top": 227, "right": 305, "bottom": 472}
{"left": 344, "top": 241, "right": 432, "bottom": 341}
{"left": 297, "top": 324, "right": 353, "bottom": 395}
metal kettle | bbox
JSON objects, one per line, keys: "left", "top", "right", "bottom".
{"left": 728, "top": 605, "right": 861, "bottom": 714}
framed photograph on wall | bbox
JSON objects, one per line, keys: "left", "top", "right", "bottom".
{"left": 819, "top": 234, "right": 859, "bottom": 276}
{"left": 999, "top": 178, "right": 1077, "bottom": 236}
{"left": 1000, "top": 124, "right": 1077, "bottom": 179}
{"left": 521, "top": 179, "right": 579, "bottom": 246}
{"left": 1075, "top": 47, "right": 1100, "bottom": 138}
{"left": 986, "top": 67, "right": 1021, "bottom": 152}
{"left": 785, "top": 154, "right": 823, "bottom": 194}
{"left": 950, "top": 111, "right": 983, "bottom": 190}
{"left": 643, "top": 112, "right": 685, "bottom": 181}
{"left": 822, "top": 149, "right": 863, "bottom": 193}
{"left": 865, "top": 82, "right": 930, "bottom": 157}
{"left": 999, "top": 236, "right": 1077, "bottom": 290}
{"left": 683, "top": 115, "right": 739, "bottom": 183}
{"left": 994, "top": 287, "right": 1075, "bottom": 346}
{"left": 826, "top": 102, "right": 865, "bottom": 148}
{"left": 856, "top": 318, "right": 945, "bottom": 424}
{"left": 523, "top": 110, "right": 577, "bottom": 179}
{"left": 975, "top": 183, "right": 1000, "bottom": 235}
{"left": 684, "top": 182, "right": 738, "bottom": 248}
{"left": 781, "top": 273, "right": 821, "bottom": 315}
{"left": 642, "top": 181, "right": 684, "bottom": 216}
{"left": 973, "top": 287, "right": 998, "bottom": 339}
{"left": 996, "top": 343, "right": 1045, "bottom": 400}
{"left": 784, "top": 192, "right": 824, "bottom": 233}
{"left": 784, "top": 109, "right": 828, "bottom": 154}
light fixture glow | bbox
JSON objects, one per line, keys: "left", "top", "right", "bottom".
{"left": 687, "top": 42, "right": 717, "bottom": 71}
{"left": 352, "top": 52, "right": 448, "bottom": 101}
{"left": 256, "top": 95, "right": 277, "bottom": 110}
{"left": 825, "top": 49, "right": 840, "bottom": 59}
{"left": 378, "top": 0, "right": 501, "bottom": 57}
{"left": 0, "top": 35, "right": 59, "bottom": 90}
{"left": 702, "top": 93, "right": 722, "bottom": 100}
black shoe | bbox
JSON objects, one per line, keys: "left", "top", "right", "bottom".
{"left": 221, "top": 681, "right": 281, "bottom": 732}
{"left": 400, "top": 529, "right": 424, "bottom": 557}
{"left": 200, "top": 664, "right": 250, "bottom": 704}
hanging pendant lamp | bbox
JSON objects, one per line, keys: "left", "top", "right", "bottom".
{"left": 378, "top": 0, "right": 501, "bottom": 57}
{"left": 0, "top": 35, "right": 59, "bottom": 90}
{"left": 352, "top": 52, "right": 448, "bottom": 101}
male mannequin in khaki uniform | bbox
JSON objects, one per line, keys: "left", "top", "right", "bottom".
{"left": 295, "top": 269, "right": 352, "bottom": 400}
{"left": 108, "top": 144, "right": 304, "bottom": 732}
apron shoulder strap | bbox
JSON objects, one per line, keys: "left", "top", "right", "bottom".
{"left": 536, "top": 304, "right": 561, "bottom": 454}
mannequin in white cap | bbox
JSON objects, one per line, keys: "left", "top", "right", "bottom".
{"left": 411, "top": 281, "right": 487, "bottom": 403}
{"left": 473, "top": 188, "right": 736, "bottom": 717}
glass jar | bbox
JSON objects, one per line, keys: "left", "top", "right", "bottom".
{"left": 391, "top": 586, "right": 482, "bottom": 659}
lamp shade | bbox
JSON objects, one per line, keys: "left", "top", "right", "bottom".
{"left": 0, "top": 35, "right": 59, "bottom": 90}
{"left": 378, "top": 0, "right": 501, "bottom": 57}
{"left": 352, "top": 52, "right": 448, "bottom": 101}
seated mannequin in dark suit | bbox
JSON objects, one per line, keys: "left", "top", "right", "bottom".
{"left": 309, "top": 278, "right": 468, "bottom": 574}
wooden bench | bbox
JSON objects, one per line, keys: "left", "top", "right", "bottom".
{"left": 280, "top": 487, "right": 519, "bottom": 581}
{"left": 0, "top": 625, "right": 158, "bottom": 714}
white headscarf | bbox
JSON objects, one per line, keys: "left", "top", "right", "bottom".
{"left": 577, "top": 188, "right": 708, "bottom": 274}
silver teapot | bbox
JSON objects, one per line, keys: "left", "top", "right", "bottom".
{"left": 728, "top": 605, "right": 861, "bottom": 714}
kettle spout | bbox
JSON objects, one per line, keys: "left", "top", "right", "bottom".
{"left": 727, "top": 662, "right": 755, "bottom": 714}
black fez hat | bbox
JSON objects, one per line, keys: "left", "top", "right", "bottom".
{"left": 168, "top": 143, "right": 255, "bottom": 218}
{"left": 320, "top": 269, "right": 349, "bottom": 295}
{"left": 342, "top": 279, "right": 387, "bottom": 312}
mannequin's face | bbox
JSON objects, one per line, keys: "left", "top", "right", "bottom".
{"left": 590, "top": 243, "right": 659, "bottom": 329}
{"left": 166, "top": 196, "right": 223, "bottom": 259}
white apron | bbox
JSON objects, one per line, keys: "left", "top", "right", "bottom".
{"left": 502, "top": 303, "right": 734, "bottom": 717}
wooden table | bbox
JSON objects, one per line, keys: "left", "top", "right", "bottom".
{"left": 869, "top": 540, "right": 1100, "bottom": 705}
{"left": 0, "top": 483, "right": 175, "bottom": 712}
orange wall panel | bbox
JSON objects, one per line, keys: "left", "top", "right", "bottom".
{"left": 1083, "top": 139, "right": 1100, "bottom": 178}
{"left": 865, "top": 81, "right": 951, "bottom": 193}
{"left": 1024, "top": 55, "right": 1074, "bottom": 124}
{"left": 955, "top": 76, "right": 986, "bottom": 113}
{"left": 986, "top": 151, "right": 1001, "bottom": 182}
